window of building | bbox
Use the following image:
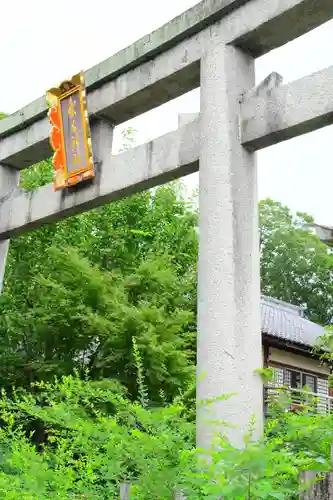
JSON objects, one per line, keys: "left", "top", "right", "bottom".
{"left": 283, "top": 368, "right": 317, "bottom": 393}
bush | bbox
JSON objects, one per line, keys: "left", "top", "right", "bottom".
{"left": 0, "top": 375, "right": 194, "bottom": 499}
{"left": 0, "top": 375, "right": 333, "bottom": 498}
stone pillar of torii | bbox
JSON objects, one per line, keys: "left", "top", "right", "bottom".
{"left": 1, "top": 0, "right": 333, "bottom": 449}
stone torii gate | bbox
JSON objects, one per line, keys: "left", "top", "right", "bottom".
{"left": 1, "top": 0, "right": 333, "bottom": 450}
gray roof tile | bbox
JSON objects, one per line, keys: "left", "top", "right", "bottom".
{"left": 261, "top": 296, "right": 325, "bottom": 347}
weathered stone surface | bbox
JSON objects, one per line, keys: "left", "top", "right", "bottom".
{"left": 0, "top": 0, "right": 248, "bottom": 141}
{"left": 0, "top": 119, "right": 199, "bottom": 241}
{"left": 1, "top": 0, "right": 333, "bottom": 454}
{"left": 178, "top": 113, "right": 199, "bottom": 127}
{"left": 228, "top": 0, "right": 333, "bottom": 57}
{"left": 0, "top": 33, "right": 204, "bottom": 169}
{"left": 0, "top": 165, "right": 19, "bottom": 293}
{"left": 242, "top": 72, "right": 283, "bottom": 101}
{"left": 2, "top": 0, "right": 333, "bottom": 168}
{"left": 119, "top": 483, "right": 130, "bottom": 500}
{"left": 240, "top": 64, "right": 333, "bottom": 151}
{"left": 197, "top": 41, "right": 262, "bottom": 449}
{"left": 300, "top": 471, "right": 333, "bottom": 500}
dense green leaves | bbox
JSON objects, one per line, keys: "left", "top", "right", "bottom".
{"left": 0, "top": 375, "right": 331, "bottom": 498}
{"left": 1, "top": 162, "right": 198, "bottom": 400}
{"left": 2, "top": 176, "right": 333, "bottom": 397}
{"left": 260, "top": 198, "right": 333, "bottom": 324}
{"left": 0, "top": 375, "right": 194, "bottom": 499}
{"left": 1, "top": 130, "right": 333, "bottom": 497}
{"left": 2, "top": 239, "right": 196, "bottom": 402}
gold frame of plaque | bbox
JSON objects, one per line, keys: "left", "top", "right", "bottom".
{"left": 46, "top": 72, "right": 94, "bottom": 191}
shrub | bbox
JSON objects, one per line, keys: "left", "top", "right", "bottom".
{"left": 0, "top": 375, "right": 332, "bottom": 498}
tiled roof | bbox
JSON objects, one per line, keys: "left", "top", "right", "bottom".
{"left": 261, "top": 296, "right": 325, "bottom": 347}
{"left": 312, "top": 223, "right": 333, "bottom": 246}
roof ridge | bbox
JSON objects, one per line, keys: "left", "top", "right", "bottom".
{"left": 260, "top": 299, "right": 324, "bottom": 348}
{"left": 261, "top": 295, "right": 304, "bottom": 315}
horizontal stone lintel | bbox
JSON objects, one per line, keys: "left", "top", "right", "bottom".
{"left": 240, "top": 64, "right": 333, "bottom": 150}
{"left": 0, "top": 0, "right": 247, "bottom": 141}
{"left": 2, "top": 0, "right": 333, "bottom": 168}
{"left": 0, "top": 119, "right": 199, "bottom": 240}
{"left": 0, "top": 33, "right": 203, "bottom": 170}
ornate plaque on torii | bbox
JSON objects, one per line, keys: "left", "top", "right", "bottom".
{"left": 46, "top": 73, "right": 95, "bottom": 191}
{"left": 1, "top": 0, "right": 333, "bottom": 450}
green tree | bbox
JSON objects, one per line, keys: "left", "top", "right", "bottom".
{"left": 260, "top": 198, "right": 333, "bottom": 324}
{"left": 0, "top": 246, "right": 195, "bottom": 401}
{"left": 4, "top": 126, "right": 333, "bottom": 400}
{"left": 1, "top": 150, "right": 198, "bottom": 400}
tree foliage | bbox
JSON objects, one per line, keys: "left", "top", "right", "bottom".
{"left": 1, "top": 125, "right": 333, "bottom": 496}
{"left": 1, "top": 157, "right": 198, "bottom": 400}
{"left": 260, "top": 198, "right": 333, "bottom": 324}
{"left": 0, "top": 245, "right": 195, "bottom": 401}
{"left": 2, "top": 170, "right": 333, "bottom": 399}
{"left": 0, "top": 374, "right": 331, "bottom": 499}
{"left": 0, "top": 374, "right": 194, "bottom": 499}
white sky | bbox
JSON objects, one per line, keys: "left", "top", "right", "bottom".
{"left": 2, "top": 0, "right": 333, "bottom": 224}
